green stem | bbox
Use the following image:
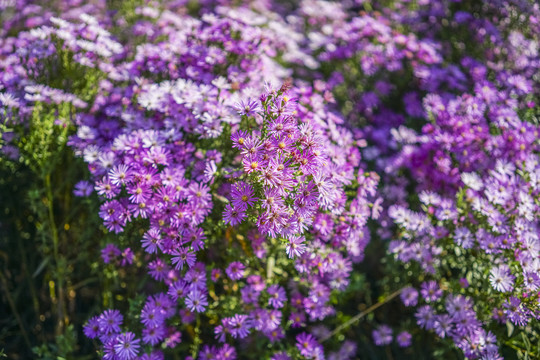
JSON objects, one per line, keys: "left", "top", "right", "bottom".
{"left": 45, "top": 173, "right": 67, "bottom": 335}
{"left": 191, "top": 314, "right": 202, "bottom": 358}
{"left": 321, "top": 287, "right": 406, "bottom": 342}
{"left": 0, "top": 271, "right": 32, "bottom": 348}
{"left": 504, "top": 341, "right": 536, "bottom": 357}
{"left": 16, "top": 230, "right": 41, "bottom": 333}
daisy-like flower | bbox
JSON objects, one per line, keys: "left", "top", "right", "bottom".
{"left": 109, "top": 164, "right": 132, "bottom": 186}
{"left": 235, "top": 98, "right": 261, "bottom": 116}
{"left": 396, "top": 331, "right": 412, "bottom": 347}
{"left": 230, "top": 182, "right": 258, "bottom": 210}
{"left": 83, "top": 316, "right": 100, "bottom": 339}
{"left": 73, "top": 180, "right": 93, "bottom": 197}
{"left": 185, "top": 290, "right": 208, "bottom": 313}
{"left": 231, "top": 130, "right": 250, "bottom": 150}
{"left": 489, "top": 265, "right": 515, "bottom": 292}
{"left": 285, "top": 235, "right": 306, "bottom": 258}
{"left": 420, "top": 280, "right": 443, "bottom": 302}
{"left": 223, "top": 204, "right": 246, "bottom": 226}
{"left": 296, "top": 332, "right": 322, "bottom": 358}
{"left": 113, "top": 332, "right": 140, "bottom": 360}
{"left": 504, "top": 297, "right": 529, "bottom": 326}
{"left": 228, "top": 314, "right": 252, "bottom": 339}
{"left": 171, "top": 247, "right": 196, "bottom": 270}
{"left": 372, "top": 325, "right": 393, "bottom": 346}
{"left": 226, "top": 261, "right": 245, "bottom": 280}
{"left": 267, "top": 284, "right": 286, "bottom": 309}
{"left": 142, "top": 325, "right": 166, "bottom": 346}
{"left": 0, "top": 92, "right": 20, "bottom": 108}
{"left": 141, "top": 228, "right": 162, "bottom": 254}
{"left": 98, "top": 309, "right": 123, "bottom": 334}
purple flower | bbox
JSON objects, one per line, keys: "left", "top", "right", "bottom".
{"left": 140, "top": 303, "right": 165, "bottom": 328}
{"left": 185, "top": 290, "right": 208, "bottom": 313}
{"left": 73, "top": 180, "right": 93, "bottom": 197}
{"left": 267, "top": 285, "right": 286, "bottom": 309}
{"left": 109, "top": 164, "right": 132, "bottom": 186}
{"left": 113, "top": 332, "right": 140, "bottom": 360}
{"left": 235, "top": 98, "right": 261, "bottom": 116}
{"left": 230, "top": 182, "right": 258, "bottom": 210}
{"left": 101, "top": 244, "right": 121, "bottom": 264}
{"left": 228, "top": 314, "right": 252, "bottom": 339}
{"left": 226, "top": 261, "right": 245, "bottom": 280}
{"left": 171, "top": 247, "right": 196, "bottom": 270}
{"left": 420, "top": 281, "right": 443, "bottom": 302}
{"left": 504, "top": 297, "right": 530, "bottom": 326}
{"left": 416, "top": 305, "right": 436, "bottom": 330}
{"left": 141, "top": 228, "right": 162, "bottom": 254}
{"left": 83, "top": 316, "right": 100, "bottom": 339}
{"left": 285, "top": 235, "right": 307, "bottom": 258}
{"left": 231, "top": 130, "right": 250, "bottom": 150}
{"left": 396, "top": 331, "right": 412, "bottom": 347}
{"left": 372, "top": 325, "right": 393, "bottom": 346}
{"left": 296, "top": 332, "right": 322, "bottom": 359}
{"left": 400, "top": 287, "right": 418, "bottom": 307}
{"left": 489, "top": 265, "right": 515, "bottom": 292}
{"left": 433, "top": 314, "right": 453, "bottom": 338}
{"left": 223, "top": 204, "right": 246, "bottom": 226}
{"left": 142, "top": 325, "right": 166, "bottom": 346}
{"left": 98, "top": 309, "right": 123, "bottom": 334}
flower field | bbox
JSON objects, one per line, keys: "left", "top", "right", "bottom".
{"left": 0, "top": 0, "right": 539, "bottom": 359}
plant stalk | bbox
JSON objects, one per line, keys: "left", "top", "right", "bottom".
{"left": 45, "top": 172, "right": 68, "bottom": 335}
{"left": 322, "top": 287, "right": 405, "bottom": 342}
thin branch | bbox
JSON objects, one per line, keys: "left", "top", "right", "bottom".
{"left": 321, "top": 287, "right": 406, "bottom": 342}
{"left": 0, "top": 270, "right": 32, "bottom": 348}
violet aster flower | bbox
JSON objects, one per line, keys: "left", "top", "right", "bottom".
{"left": 267, "top": 284, "right": 286, "bottom": 309}
{"left": 140, "top": 303, "right": 165, "bottom": 328}
{"left": 433, "top": 314, "right": 453, "bottom": 338}
{"left": 396, "top": 331, "right": 412, "bottom": 347}
{"left": 400, "top": 286, "right": 418, "bottom": 307}
{"left": 372, "top": 325, "right": 393, "bottom": 346}
{"left": 416, "top": 305, "right": 436, "bottom": 330}
{"left": 235, "top": 98, "right": 260, "bottom": 116}
{"left": 141, "top": 228, "right": 162, "bottom": 254}
{"left": 83, "top": 316, "right": 100, "bottom": 339}
{"left": 285, "top": 235, "right": 307, "bottom": 258}
{"left": 504, "top": 297, "right": 529, "bottom": 326}
{"left": 147, "top": 259, "right": 169, "bottom": 281}
{"left": 109, "top": 164, "right": 132, "bottom": 186}
{"left": 489, "top": 265, "right": 515, "bottom": 292}
{"left": 73, "top": 180, "right": 93, "bottom": 197}
{"left": 185, "top": 290, "right": 208, "bottom": 313}
{"left": 171, "top": 247, "right": 196, "bottom": 270}
{"left": 142, "top": 325, "right": 166, "bottom": 346}
{"left": 229, "top": 314, "right": 252, "bottom": 339}
{"left": 231, "top": 130, "right": 250, "bottom": 150}
{"left": 113, "top": 332, "right": 140, "bottom": 360}
{"left": 230, "top": 182, "right": 258, "bottom": 210}
{"left": 223, "top": 204, "right": 246, "bottom": 226}
{"left": 101, "top": 244, "right": 121, "bottom": 264}
{"left": 226, "top": 261, "right": 245, "bottom": 280}
{"left": 98, "top": 309, "right": 123, "bottom": 334}
{"left": 296, "top": 332, "right": 322, "bottom": 358}
{"left": 420, "top": 280, "right": 443, "bottom": 302}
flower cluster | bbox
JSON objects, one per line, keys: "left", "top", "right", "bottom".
{"left": 63, "top": 3, "right": 378, "bottom": 356}
{"left": 281, "top": 0, "right": 540, "bottom": 357}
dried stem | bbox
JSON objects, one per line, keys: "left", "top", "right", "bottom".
{"left": 321, "top": 287, "right": 406, "bottom": 342}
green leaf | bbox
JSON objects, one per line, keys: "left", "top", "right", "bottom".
{"left": 507, "top": 321, "right": 515, "bottom": 337}
{"left": 32, "top": 257, "right": 50, "bottom": 278}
